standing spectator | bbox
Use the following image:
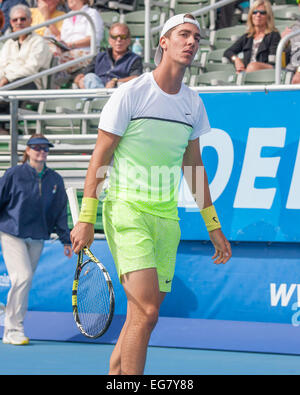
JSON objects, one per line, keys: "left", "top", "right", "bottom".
{"left": 57, "top": 0, "right": 103, "bottom": 74}
{"left": 281, "top": 0, "right": 300, "bottom": 84}
{"left": 30, "top": 0, "right": 65, "bottom": 39}
{"left": 0, "top": 0, "right": 28, "bottom": 35}
{"left": 0, "top": 134, "right": 72, "bottom": 346}
{"left": 74, "top": 23, "right": 143, "bottom": 89}
{"left": 0, "top": 4, "right": 52, "bottom": 133}
{"left": 224, "top": 0, "right": 281, "bottom": 73}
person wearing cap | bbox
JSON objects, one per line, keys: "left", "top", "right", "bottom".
{"left": 0, "top": 133, "right": 72, "bottom": 345}
{"left": 70, "top": 13, "right": 231, "bottom": 374}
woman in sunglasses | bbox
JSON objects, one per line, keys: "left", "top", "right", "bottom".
{"left": 0, "top": 134, "right": 72, "bottom": 345}
{"left": 224, "top": 0, "right": 281, "bottom": 73}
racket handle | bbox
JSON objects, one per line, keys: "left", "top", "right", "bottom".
{"left": 66, "top": 187, "right": 80, "bottom": 226}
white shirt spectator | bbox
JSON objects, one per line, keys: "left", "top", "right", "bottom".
{"left": 60, "top": 4, "right": 104, "bottom": 50}
{"left": 0, "top": 32, "right": 52, "bottom": 89}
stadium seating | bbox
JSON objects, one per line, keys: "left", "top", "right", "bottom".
{"left": 82, "top": 97, "right": 110, "bottom": 134}
{"left": 236, "top": 69, "right": 276, "bottom": 85}
{"left": 209, "top": 25, "right": 246, "bottom": 49}
{"left": 273, "top": 5, "right": 300, "bottom": 22}
{"left": 190, "top": 70, "right": 237, "bottom": 86}
{"left": 36, "top": 98, "right": 86, "bottom": 135}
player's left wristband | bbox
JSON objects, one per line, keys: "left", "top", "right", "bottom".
{"left": 78, "top": 197, "right": 98, "bottom": 224}
{"left": 200, "top": 205, "right": 221, "bottom": 232}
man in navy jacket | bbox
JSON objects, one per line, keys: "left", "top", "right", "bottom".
{"left": 74, "top": 22, "right": 143, "bottom": 89}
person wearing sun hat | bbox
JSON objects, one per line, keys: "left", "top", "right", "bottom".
{"left": 0, "top": 133, "right": 72, "bottom": 345}
{"left": 70, "top": 13, "right": 231, "bottom": 374}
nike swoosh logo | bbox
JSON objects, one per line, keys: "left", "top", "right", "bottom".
{"left": 212, "top": 217, "right": 219, "bottom": 223}
{"left": 165, "top": 280, "right": 172, "bottom": 284}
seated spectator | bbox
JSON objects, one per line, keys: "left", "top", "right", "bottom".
{"left": 74, "top": 23, "right": 143, "bottom": 89}
{"left": 224, "top": 0, "right": 281, "bottom": 73}
{"left": 0, "top": 4, "right": 52, "bottom": 133}
{"left": 281, "top": 0, "right": 300, "bottom": 84}
{"left": 30, "top": 0, "right": 65, "bottom": 39}
{"left": 0, "top": 0, "right": 29, "bottom": 35}
{"left": 56, "top": 0, "right": 104, "bottom": 75}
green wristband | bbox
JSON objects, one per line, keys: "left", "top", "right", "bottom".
{"left": 78, "top": 197, "right": 99, "bottom": 224}
{"left": 200, "top": 205, "right": 221, "bottom": 232}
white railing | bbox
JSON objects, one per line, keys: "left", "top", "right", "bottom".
{"left": 1, "top": 84, "right": 300, "bottom": 170}
{"left": 275, "top": 28, "right": 300, "bottom": 84}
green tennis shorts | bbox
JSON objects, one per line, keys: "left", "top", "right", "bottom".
{"left": 102, "top": 200, "right": 181, "bottom": 292}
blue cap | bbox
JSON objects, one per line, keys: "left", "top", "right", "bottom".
{"left": 27, "top": 137, "right": 54, "bottom": 147}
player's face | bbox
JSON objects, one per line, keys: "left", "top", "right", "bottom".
{"left": 161, "top": 23, "right": 200, "bottom": 66}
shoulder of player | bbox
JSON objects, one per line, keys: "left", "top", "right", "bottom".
{"left": 181, "top": 83, "right": 205, "bottom": 107}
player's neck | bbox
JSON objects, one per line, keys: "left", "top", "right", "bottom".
{"left": 153, "top": 64, "right": 185, "bottom": 94}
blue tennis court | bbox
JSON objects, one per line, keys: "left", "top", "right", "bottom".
{"left": 1, "top": 340, "right": 300, "bottom": 375}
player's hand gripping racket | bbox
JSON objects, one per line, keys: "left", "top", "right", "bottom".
{"left": 67, "top": 188, "right": 115, "bottom": 339}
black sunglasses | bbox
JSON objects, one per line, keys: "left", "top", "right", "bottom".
{"left": 253, "top": 10, "right": 267, "bottom": 15}
{"left": 110, "top": 34, "right": 129, "bottom": 40}
{"left": 11, "top": 17, "right": 27, "bottom": 23}
{"left": 29, "top": 145, "right": 50, "bottom": 152}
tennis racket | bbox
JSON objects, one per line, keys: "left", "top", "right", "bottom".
{"left": 67, "top": 187, "right": 115, "bottom": 339}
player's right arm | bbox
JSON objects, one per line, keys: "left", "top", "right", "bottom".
{"left": 70, "top": 129, "right": 121, "bottom": 254}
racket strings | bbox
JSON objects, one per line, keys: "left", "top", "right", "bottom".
{"left": 77, "top": 260, "right": 111, "bottom": 337}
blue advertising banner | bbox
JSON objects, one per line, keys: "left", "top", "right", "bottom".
{"left": 1, "top": 240, "right": 300, "bottom": 326}
{"left": 178, "top": 89, "right": 300, "bottom": 242}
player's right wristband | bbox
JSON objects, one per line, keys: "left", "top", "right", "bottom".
{"left": 200, "top": 205, "right": 221, "bottom": 232}
{"left": 78, "top": 197, "right": 99, "bottom": 224}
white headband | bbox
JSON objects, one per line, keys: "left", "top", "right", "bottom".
{"left": 154, "top": 14, "right": 200, "bottom": 66}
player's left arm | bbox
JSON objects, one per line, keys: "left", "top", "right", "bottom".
{"left": 182, "top": 138, "right": 232, "bottom": 264}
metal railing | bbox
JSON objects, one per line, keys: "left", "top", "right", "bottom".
{"left": 1, "top": 84, "right": 300, "bottom": 170}
{"left": 0, "top": 11, "right": 97, "bottom": 90}
{"left": 275, "top": 28, "right": 300, "bottom": 84}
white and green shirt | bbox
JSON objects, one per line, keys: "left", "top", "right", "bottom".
{"left": 99, "top": 72, "right": 211, "bottom": 220}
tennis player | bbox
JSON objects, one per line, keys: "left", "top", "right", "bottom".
{"left": 71, "top": 13, "right": 232, "bottom": 375}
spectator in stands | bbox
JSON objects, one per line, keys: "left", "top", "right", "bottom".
{"left": 30, "top": 0, "right": 65, "bottom": 39}
{"left": 74, "top": 23, "right": 143, "bottom": 89}
{"left": 0, "top": 5, "right": 52, "bottom": 134}
{"left": 281, "top": 0, "right": 300, "bottom": 84}
{"left": 0, "top": 133, "right": 72, "bottom": 346}
{"left": 0, "top": 0, "right": 29, "bottom": 35}
{"left": 223, "top": 0, "right": 281, "bottom": 73}
{"left": 55, "top": 0, "right": 104, "bottom": 76}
